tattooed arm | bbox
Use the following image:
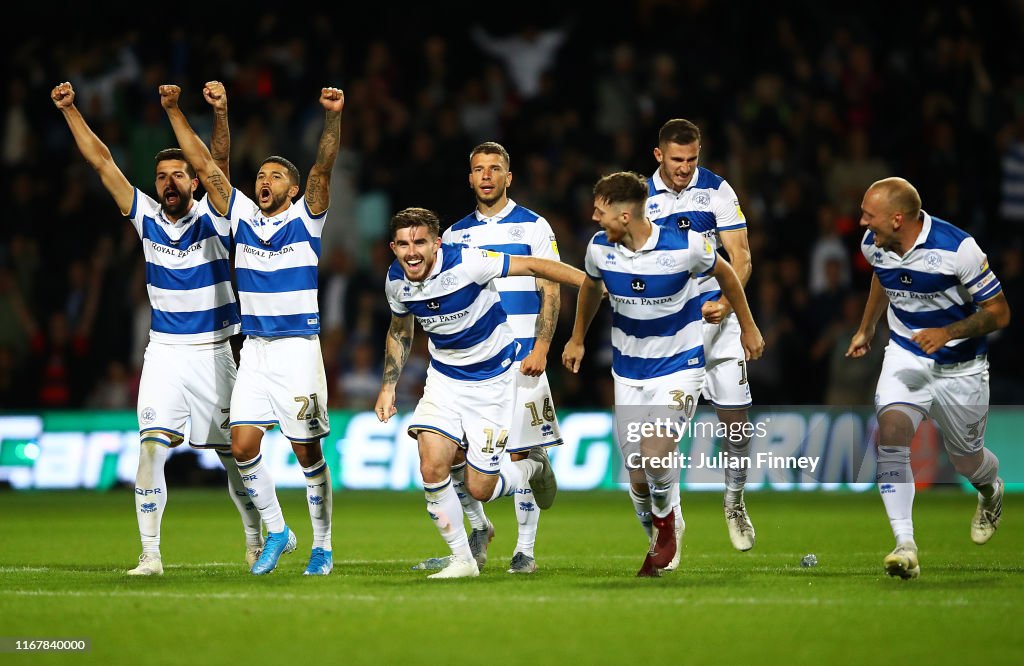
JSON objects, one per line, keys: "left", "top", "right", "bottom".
{"left": 375, "top": 313, "right": 415, "bottom": 422}
{"left": 204, "top": 81, "right": 231, "bottom": 181}
{"left": 520, "top": 278, "right": 559, "bottom": 377}
{"left": 304, "top": 87, "right": 345, "bottom": 217}
{"left": 912, "top": 292, "right": 1010, "bottom": 355}
{"left": 158, "top": 84, "right": 233, "bottom": 215}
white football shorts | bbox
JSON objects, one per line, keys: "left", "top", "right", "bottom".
{"left": 701, "top": 315, "right": 752, "bottom": 409}
{"left": 137, "top": 339, "right": 236, "bottom": 449}
{"left": 230, "top": 335, "right": 330, "bottom": 443}
{"left": 614, "top": 367, "right": 706, "bottom": 470}
{"left": 408, "top": 365, "right": 515, "bottom": 475}
{"left": 875, "top": 342, "right": 990, "bottom": 455}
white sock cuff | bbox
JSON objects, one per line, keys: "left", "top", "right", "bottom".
{"left": 969, "top": 449, "right": 999, "bottom": 486}
{"left": 302, "top": 459, "right": 328, "bottom": 476}
{"left": 236, "top": 454, "right": 263, "bottom": 471}
{"left": 424, "top": 476, "right": 452, "bottom": 493}
{"left": 877, "top": 446, "right": 911, "bottom": 464}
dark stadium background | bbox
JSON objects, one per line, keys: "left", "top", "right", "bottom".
{"left": 2, "top": 1, "right": 1023, "bottom": 416}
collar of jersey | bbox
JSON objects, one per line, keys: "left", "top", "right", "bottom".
{"left": 889, "top": 211, "right": 933, "bottom": 260}
{"left": 651, "top": 168, "right": 697, "bottom": 196}
{"left": 473, "top": 198, "right": 516, "bottom": 223}
{"left": 616, "top": 221, "right": 660, "bottom": 257}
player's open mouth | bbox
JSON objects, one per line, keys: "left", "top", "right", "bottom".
{"left": 406, "top": 258, "right": 423, "bottom": 268}
{"left": 259, "top": 187, "right": 272, "bottom": 203}
{"left": 164, "top": 189, "right": 179, "bottom": 204}
{"left": 480, "top": 186, "right": 494, "bottom": 194}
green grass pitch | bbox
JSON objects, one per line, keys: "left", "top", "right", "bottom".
{"left": 0, "top": 489, "right": 1021, "bottom": 664}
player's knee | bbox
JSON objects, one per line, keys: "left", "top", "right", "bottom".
{"left": 877, "top": 411, "right": 917, "bottom": 447}
{"left": 466, "top": 479, "right": 493, "bottom": 502}
{"left": 419, "top": 459, "right": 450, "bottom": 484}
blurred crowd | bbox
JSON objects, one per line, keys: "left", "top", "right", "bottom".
{"left": 2, "top": 2, "right": 1023, "bottom": 412}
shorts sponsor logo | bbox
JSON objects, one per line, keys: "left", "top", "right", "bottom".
{"left": 309, "top": 418, "right": 320, "bottom": 430}
{"left": 541, "top": 424, "right": 554, "bottom": 436}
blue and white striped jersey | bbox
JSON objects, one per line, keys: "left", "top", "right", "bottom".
{"left": 646, "top": 167, "right": 745, "bottom": 305}
{"left": 442, "top": 199, "right": 558, "bottom": 361}
{"left": 128, "top": 190, "right": 239, "bottom": 344}
{"left": 584, "top": 223, "right": 717, "bottom": 384}
{"left": 862, "top": 212, "right": 1002, "bottom": 364}
{"left": 228, "top": 191, "right": 325, "bottom": 337}
{"left": 385, "top": 245, "right": 517, "bottom": 382}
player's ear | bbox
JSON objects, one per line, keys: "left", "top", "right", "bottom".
{"left": 653, "top": 146, "right": 662, "bottom": 163}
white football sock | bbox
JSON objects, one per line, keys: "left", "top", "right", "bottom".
{"left": 724, "top": 435, "right": 751, "bottom": 506}
{"left": 452, "top": 462, "right": 488, "bottom": 530}
{"left": 424, "top": 477, "right": 472, "bottom": 561}
{"left": 877, "top": 446, "right": 915, "bottom": 545}
{"left": 302, "top": 459, "right": 332, "bottom": 550}
{"left": 514, "top": 483, "right": 539, "bottom": 557}
{"left": 135, "top": 436, "right": 170, "bottom": 554}
{"left": 488, "top": 457, "right": 536, "bottom": 501}
{"left": 629, "top": 486, "right": 653, "bottom": 540}
{"left": 217, "top": 450, "right": 263, "bottom": 547}
{"left": 236, "top": 454, "right": 286, "bottom": 534}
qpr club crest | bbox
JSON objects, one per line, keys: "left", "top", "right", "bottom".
{"left": 508, "top": 226, "right": 525, "bottom": 241}
{"left": 427, "top": 300, "right": 441, "bottom": 311}
{"left": 631, "top": 278, "right": 646, "bottom": 293}
{"left": 657, "top": 254, "right": 676, "bottom": 269}
{"left": 141, "top": 407, "right": 156, "bottom": 424}
{"left": 441, "top": 274, "right": 459, "bottom": 289}
{"left": 899, "top": 273, "right": 913, "bottom": 286}
{"left": 924, "top": 251, "right": 942, "bottom": 270}
{"left": 693, "top": 192, "right": 711, "bottom": 208}
{"left": 676, "top": 216, "right": 691, "bottom": 230}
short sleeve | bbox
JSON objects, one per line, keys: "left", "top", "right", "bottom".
{"left": 711, "top": 180, "right": 746, "bottom": 232}
{"left": 957, "top": 237, "right": 1002, "bottom": 302}
{"left": 584, "top": 239, "right": 602, "bottom": 280}
{"left": 127, "top": 188, "right": 156, "bottom": 239}
{"left": 461, "top": 248, "right": 509, "bottom": 284}
{"left": 688, "top": 230, "right": 718, "bottom": 276}
{"left": 384, "top": 275, "right": 409, "bottom": 316}
{"left": 530, "top": 216, "right": 560, "bottom": 260}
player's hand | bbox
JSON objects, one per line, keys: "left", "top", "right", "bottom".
{"left": 159, "top": 85, "right": 182, "bottom": 110}
{"left": 911, "top": 327, "right": 952, "bottom": 355}
{"left": 374, "top": 388, "right": 397, "bottom": 423}
{"left": 702, "top": 300, "right": 732, "bottom": 325}
{"left": 845, "top": 329, "right": 873, "bottom": 358}
{"left": 741, "top": 326, "right": 765, "bottom": 361}
{"left": 562, "top": 339, "right": 585, "bottom": 374}
{"left": 320, "top": 87, "right": 345, "bottom": 113}
{"left": 203, "top": 81, "right": 227, "bottom": 110}
{"left": 520, "top": 347, "right": 547, "bottom": 377}
{"left": 51, "top": 82, "right": 75, "bottom": 109}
